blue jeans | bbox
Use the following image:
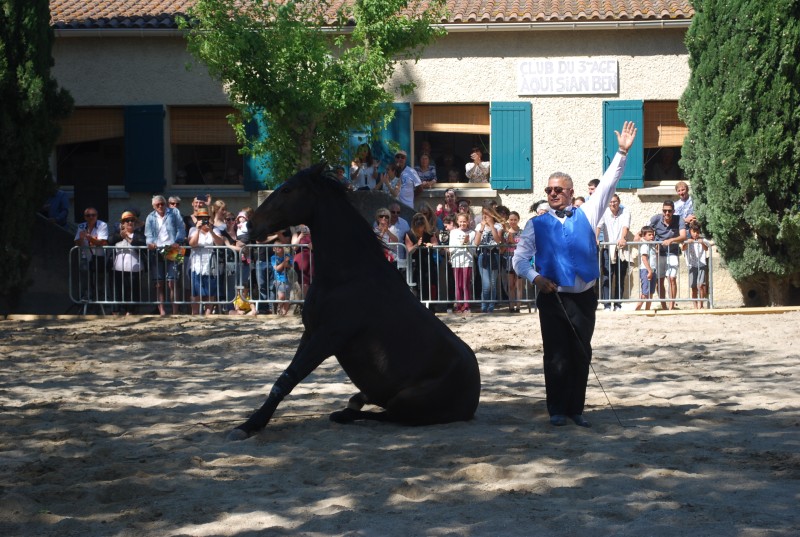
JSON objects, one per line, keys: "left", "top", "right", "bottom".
{"left": 255, "top": 260, "right": 275, "bottom": 313}
{"left": 478, "top": 253, "right": 499, "bottom": 311}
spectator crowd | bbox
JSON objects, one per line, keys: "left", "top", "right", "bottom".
{"left": 71, "top": 145, "right": 709, "bottom": 316}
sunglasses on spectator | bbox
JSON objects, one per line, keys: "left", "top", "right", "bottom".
{"left": 169, "top": 202, "right": 180, "bottom": 206}
{"left": 377, "top": 214, "right": 390, "bottom": 219}
{"left": 390, "top": 210, "right": 401, "bottom": 214}
{"left": 122, "top": 218, "right": 136, "bottom": 223}
{"left": 395, "top": 155, "right": 406, "bottom": 160}
{"left": 225, "top": 217, "right": 236, "bottom": 221}
{"left": 663, "top": 209, "right": 674, "bottom": 213}
{"left": 544, "top": 186, "right": 569, "bottom": 195}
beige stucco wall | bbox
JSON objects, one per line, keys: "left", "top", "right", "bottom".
{"left": 50, "top": 28, "right": 744, "bottom": 306}
{"left": 52, "top": 36, "right": 227, "bottom": 106}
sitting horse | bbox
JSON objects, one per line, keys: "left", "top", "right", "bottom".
{"left": 227, "top": 163, "right": 481, "bottom": 440}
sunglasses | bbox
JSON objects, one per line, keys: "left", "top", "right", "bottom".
{"left": 122, "top": 218, "right": 136, "bottom": 223}
{"left": 169, "top": 202, "right": 180, "bottom": 206}
{"left": 225, "top": 217, "right": 236, "bottom": 221}
{"left": 544, "top": 186, "right": 569, "bottom": 195}
{"left": 663, "top": 209, "right": 674, "bottom": 214}
{"left": 377, "top": 214, "right": 390, "bottom": 219}
{"left": 395, "top": 155, "right": 406, "bottom": 160}
{"left": 390, "top": 210, "right": 401, "bottom": 214}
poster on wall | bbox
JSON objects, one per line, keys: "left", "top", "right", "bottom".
{"left": 517, "top": 58, "right": 618, "bottom": 96}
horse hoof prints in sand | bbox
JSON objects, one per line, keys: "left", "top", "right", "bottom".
{"left": 227, "top": 163, "right": 481, "bottom": 441}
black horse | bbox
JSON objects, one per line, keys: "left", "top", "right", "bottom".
{"left": 227, "top": 163, "right": 481, "bottom": 440}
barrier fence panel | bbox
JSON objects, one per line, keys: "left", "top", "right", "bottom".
{"left": 597, "top": 240, "right": 714, "bottom": 310}
{"left": 69, "top": 239, "right": 712, "bottom": 315}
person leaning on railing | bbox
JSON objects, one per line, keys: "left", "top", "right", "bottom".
{"left": 109, "top": 210, "right": 146, "bottom": 315}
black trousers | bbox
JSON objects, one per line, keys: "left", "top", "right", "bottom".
{"left": 536, "top": 288, "right": 597, "bottom": 417}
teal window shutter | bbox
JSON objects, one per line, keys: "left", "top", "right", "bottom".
{"left": 347, "top": 130, "right": 370, "bottom": 179}
{"left": 124, "top": 105, "right": 165, "bottom": 192}
{"left": 603, "top": 100, "right": 643, "bottom": 189}
{"left": 244, "top": 110, "right": 270, "bottom": 191}
{"left": 490, "top": 102, "right": 532, "bottom": 191}
{"left": 381, "top": 102, "right": 411, "bottom": 155}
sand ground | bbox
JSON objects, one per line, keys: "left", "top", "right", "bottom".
{"left": 1, "top": 310, "right": 798, "bottom": 536}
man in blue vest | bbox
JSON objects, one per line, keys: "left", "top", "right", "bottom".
{"left": 513, "top": 121, "right": 637, "bottom": 428}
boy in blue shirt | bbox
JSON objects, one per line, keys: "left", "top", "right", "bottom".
{"left": 270, "top": 245, "right": 294, "bottom": 315}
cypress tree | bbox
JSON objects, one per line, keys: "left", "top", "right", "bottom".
{"left": 680, "top": 0, "right": 800, "bottom": 306}
{"left": 0, "top": 1, "right": 72, "bottom": 306}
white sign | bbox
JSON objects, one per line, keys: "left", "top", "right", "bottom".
{"left": 517, "top": 58, "right": 618, "bottom": 95}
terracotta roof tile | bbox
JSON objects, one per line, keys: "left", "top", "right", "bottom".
{"left": 50, "top": 1, "right": 694, "bottom": 30}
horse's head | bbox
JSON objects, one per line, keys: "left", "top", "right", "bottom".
{"left": 248, "top": 162, "right": 345, "bottom": 242}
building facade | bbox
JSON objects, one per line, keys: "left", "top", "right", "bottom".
{"left": 47, "top": 1, "right": 743, "bottom": 305}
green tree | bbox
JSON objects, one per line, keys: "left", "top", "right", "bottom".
{"left": 181, "top": 0, "right": 445, "bottom": 184}
{"left": 0, "top": 1, "right": 72, "bottom": 306}
{"left": 680, "top": 0, "right": 800, "bottom": 306}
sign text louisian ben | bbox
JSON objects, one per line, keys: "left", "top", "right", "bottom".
{"left": 517, "top": 58, "right": 619, "bottom": 96}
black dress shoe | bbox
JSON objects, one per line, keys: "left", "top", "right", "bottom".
{"left": 549, "top": 414, "right": 567, "bottom": 426}
{"left": 570, "top": 414, "right": 591, "bottom": 428}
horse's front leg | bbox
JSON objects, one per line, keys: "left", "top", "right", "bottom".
{"left": 226, "top": 331, "right": 337, "bottom": 441}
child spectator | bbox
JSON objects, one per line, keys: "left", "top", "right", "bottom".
{"left": 449, "top": 213, "right": 476, "bottom": 313}
{"left": 440, "top": 215, "right": 457, "bottom": 309}
{"left": 504, "top": 211, "right": 524, "bottom": 312}
{"left": 271, "top": 245, "right": 294, "bottom": 315}
{"left": 636, "top": 226, "right": 656, "bottom": 311}
{"left": 682, "top": 223, "right": 710, "bottom": 309}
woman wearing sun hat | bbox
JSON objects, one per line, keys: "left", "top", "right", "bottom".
{"left": 187, "top": 207, "right": 226, "bottom": 314}
{"left": 109, "top": 210, "right": 146, "bottom": 315}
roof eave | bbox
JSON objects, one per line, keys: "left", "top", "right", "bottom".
{"left": 52, "top": 18, "right": 692, "bottom": 38}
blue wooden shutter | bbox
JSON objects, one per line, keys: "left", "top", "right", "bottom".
{"left": 124, "top": 105, "right": 165, "bottom": 192}
{"left": 243, "top": 110, "right": 270, "bottom": 191}
{"left": 490, "top": 102, "right": 532, "bottom": 190}
{"left": 347, "top": 130, "right": 370, "bottom": 179}
{"left": 603, "top": 100, "right": 643, "bottom": 189}
{"left": 381, "top": 102, "right": 411, "bottom": 155}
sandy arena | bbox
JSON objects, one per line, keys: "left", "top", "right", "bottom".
{"left": 1, "top": 310, "right": 799, "bottom": 536}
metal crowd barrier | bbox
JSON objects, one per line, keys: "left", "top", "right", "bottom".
{"left": 390, "top": 242, "right": 538, "bottom": 313}
{"left": 69, "top": 239, "right": 713, "bottom": 315}
{"left": 68, "top": 243, "right": 314, "bottom": 315}
{"left": 597, "top": 240, "right": 714, "bottom": 310}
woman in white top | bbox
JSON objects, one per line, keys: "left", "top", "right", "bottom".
{"left": 188, "top": 208, "right": 226, "bottom": 315}
{"left": 350, "top": 143, "right": 379, "bottom": 190}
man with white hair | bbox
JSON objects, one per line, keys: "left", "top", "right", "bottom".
{"left": 145, "top": 194, "right": 186, "bottom": 315}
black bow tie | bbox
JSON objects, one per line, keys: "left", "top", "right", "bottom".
{"left": 555, "top": 209, "right": 573, "bottom": 218}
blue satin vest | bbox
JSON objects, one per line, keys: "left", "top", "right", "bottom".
{"left": 532, "top": 208, "right": 599, "bottom": 286}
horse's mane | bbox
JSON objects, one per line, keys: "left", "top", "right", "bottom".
{"left": 298, "top": 164, "right": 389, "bottom": 263}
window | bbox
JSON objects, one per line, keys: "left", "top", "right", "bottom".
{"left": 56, "top": 107, "right": 125, "bottom": 187}
{"left": 603, "top": 100, "right": 687, "bottom": 188}
{"left": 643, "top": 101, "right": 687, "bottom": 181}
{"left": 413, "top": 104, "right": 490, "bottom": 183}
{"left": 170, "top": 107, "right": 243, "bottom": 186}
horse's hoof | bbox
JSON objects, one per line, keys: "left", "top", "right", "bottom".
{"left": 226, "top": 428, "right": 250, "bottom": 442}
{"left": 329, "top": 409, "right": 356, "bottom": 424}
